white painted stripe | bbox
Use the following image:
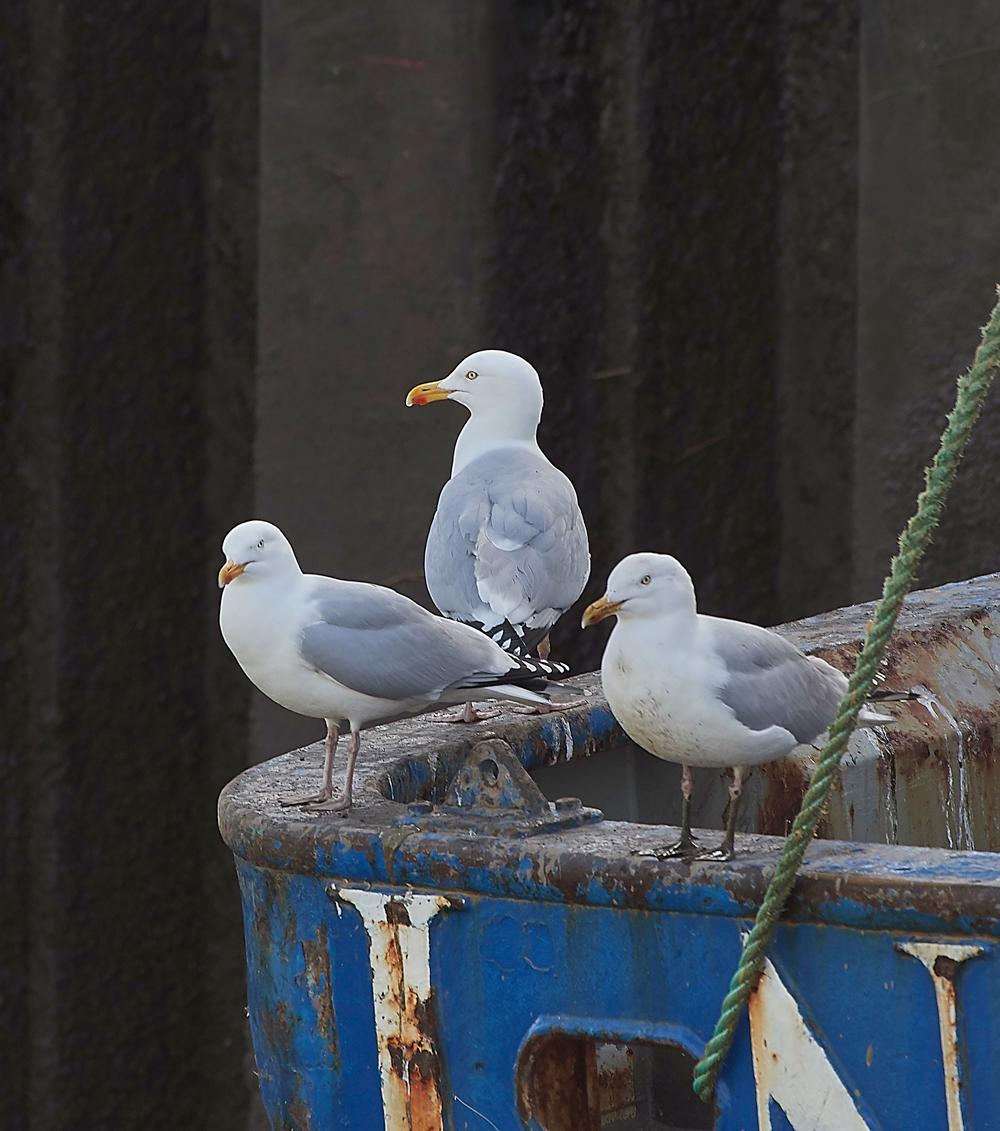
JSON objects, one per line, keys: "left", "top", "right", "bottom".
{"left": 749, "top": 957, "right": 872, "bottom": 1131}
{"left": 339, "top": 889, "right": 458, "bottom": 1131}
{"left": 899, "top": 942, "right": 983, "bottom": 1131}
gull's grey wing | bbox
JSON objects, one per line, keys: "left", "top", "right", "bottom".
{"left": 299, "top": 578, "right": 510, "bottom": 702}
{"left": 709, "top": 618, "right": 847, "bottom": 744}
{"left": 424, "top": 447, "right": 590, "bottom": 630}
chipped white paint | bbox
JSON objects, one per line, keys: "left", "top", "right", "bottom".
{"left": 899, "top": 942, "right": 983, "bottom": 1131}
{"left": 554, "top": 714, "right": 574, "bottom": 761}
{"left": 912, "top": 685, "right": 974, "bottom": 850}
{"left": 338, "top": 888, "right": 459, "bottom": 1131}
{"left": 749, "top": 957, "right": 872, "bottom": 1131}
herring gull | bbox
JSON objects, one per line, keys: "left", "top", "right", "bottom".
{"left": 583, "top": 553, "right": 900, "bottom": 860}
{"left": 406, "top": 349, "right": 590, "bottom": 720}
{"left": 219, "top": 520, "right": 577, "bottom": 812}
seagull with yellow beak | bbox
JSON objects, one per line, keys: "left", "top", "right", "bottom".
{"left": 407, "top": 349, "right": 590, "bottom": 722}
{"left": 218, "top": 520, "right": 577, "bottom": 811}
{"left": 583, "top": 553, "right": 898, "bottom": 860}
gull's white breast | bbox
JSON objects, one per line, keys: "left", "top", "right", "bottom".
{"left": 601, "top": 619, "right": 797, "bottom": 768}
{"left": 220, "top": 576, "right": 416, "bottom": 727}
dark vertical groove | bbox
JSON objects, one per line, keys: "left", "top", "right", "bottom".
{"left": 633, "top": 0, "right": 782, "bottom": 627}
{"left": 0, "top": 0, "right": 258, "bottom": 1125}
{"left": 484, "top": 1, "right": 615, "bottom": 671}
{"left": 776, "top": 0, "right": 860, "bottom": 621}
{"left": 0, "top": 0, "right": 33, "bottom": 1126}
{"left": 202, "top": 0, "right": 260, "bottom": 1125}
{"left": 50, "top": 0, "right": 210, "bottom": 1123}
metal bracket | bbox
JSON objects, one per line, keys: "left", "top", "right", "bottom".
{"left": 392, "top": 739, "right": 602, "bottom": 838}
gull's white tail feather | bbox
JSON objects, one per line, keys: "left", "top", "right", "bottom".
{"left": 859, "top": 705, "right": 894, "bottom": 727}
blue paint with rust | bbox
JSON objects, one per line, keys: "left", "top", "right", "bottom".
{"left": 221, "top": 707, "right": 1000, "bottom": 1131}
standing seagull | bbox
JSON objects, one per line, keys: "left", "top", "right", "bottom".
{"left": 406, "top": 349, "right": 590, "bottom": 721}
{"left": 219, "top": 520, "right": 576, "bottom": 812}
{"left": 582, "top": 553, "right": 897, "bottom": 860}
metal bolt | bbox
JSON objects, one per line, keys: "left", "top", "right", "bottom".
{"left": 408, "top": 800, "right": 433, "bottom": 815}
{"left": 554, "top": 796, "right": 582, "bottom": 812}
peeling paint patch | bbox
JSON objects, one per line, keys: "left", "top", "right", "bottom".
{"left": 300, "top": 927, "right": 339, "bottom": 1064}
{"left": 898, "top": 942, "right": 984, "bottom": 1131}
{"left": 338, "top": 889, "right": 462, "bottom": 1131}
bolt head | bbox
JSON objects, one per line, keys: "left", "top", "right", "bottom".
{"left": 554, "top": 796, "right": 582, "bottom": 812}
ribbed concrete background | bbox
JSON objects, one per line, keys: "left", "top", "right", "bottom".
{"left": 254, "top": 0, "right": 1000, "bottom": 760}
{"left": 2, "top": 1, "right": 999, "bottom": 1128}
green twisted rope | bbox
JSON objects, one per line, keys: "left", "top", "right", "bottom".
{"left": 692, "top": 285, "right": 1000, "bottom": 1104}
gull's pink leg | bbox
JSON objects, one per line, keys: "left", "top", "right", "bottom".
{"left": 307, "top": 730, "right": 361, "bottom": 811}
{"left": 696, "top": 764, "right": 748, "bottom": 862}
{"left": 631, "top": 764, "right": 699, "bottom": 859}
{"left": 280, "top": 720, "right": 338, "bottom": 806}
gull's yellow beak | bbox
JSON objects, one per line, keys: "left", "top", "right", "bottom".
{"left": 218, "top": 559, "right": 248, "bottom": 588}
{"left": 406, "top": 380, "right": 452, "bottom": 407}
{"left": 581, "top": 595, "right": 625, "bottom": 628}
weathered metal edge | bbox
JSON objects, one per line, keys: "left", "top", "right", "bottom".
{"left": 219, "top": 780, "right": 1000, "bottom": 933}
{"left": 219, "top": 574, "right": 1000, "bottom": 932}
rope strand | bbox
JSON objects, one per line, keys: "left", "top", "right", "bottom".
{"left": 691, "top": 285, "right": 1000, "bottom": 1103}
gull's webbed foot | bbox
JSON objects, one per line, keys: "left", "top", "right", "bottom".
{"left": 631, "top": 835, "right": 699, "bottom": 860}
{"left": 509, "top": 698, "right": 588, "bottom": 715}
{"left": 279, "top": 788, "right": 332, "bottom": 807}
{"left": 441, "top": 702, "right": 504, "bottom": 724}
{"left": 304, "top": 793, "right": 352, "bottom": 813}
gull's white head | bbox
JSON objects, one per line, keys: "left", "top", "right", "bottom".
{"left": 581, "top": 553, "right": 697, "bottom": 627}
{"left": 219, "top": 520, "right": 301, "bottom": 588}
{"left": 406, "top": 349, "right": 543, "bottom": 422}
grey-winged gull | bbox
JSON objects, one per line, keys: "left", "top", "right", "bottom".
{"left": 583, "top": 553, "right": 900, "bottom": 860}
{"left": 219, "top": 520, "right": 577, "bottom": 812}
{"left": 406, "top": 349, "right": 590, "bottom": 721}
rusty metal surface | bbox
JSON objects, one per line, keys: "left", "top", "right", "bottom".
{"left": 772, "top": 574, "right": 1000, "bottom": 851}
{"left": 536, "top": 573, "right": 1000, "bottom": 852}
{"left": 222, "top": 574, "right": 1000, "bottom": 1129}
{"left": 392, "top": 739, "right": 603, "bottom": 838}
{"left": 334, "top": 888, "right": 461, "bottom": 1131}
{"left": 517, "top": 1034, "right": 600, "bottom": 1131}
{"left": 897, "top": 942, "right": 985, "bottom": 1131}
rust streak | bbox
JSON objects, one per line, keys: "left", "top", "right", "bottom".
{"left": 339, "top": 890, "right": 451, "bottom": 1131}
{"left": 287, "top": 1098, "right": 312, "bottom": 1131}
{"left": 301, "top": 926, "right": 339, "bottom": 1063}
{"left": 898, "top": 942, "right": 983, "bottom": 1131}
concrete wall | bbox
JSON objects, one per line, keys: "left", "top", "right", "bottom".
{"left": 0, "top": 0, "right": 258, "bottom": 1126}
{"left": 254, "top": 0, "right": 1000, "bottom": 763}
{"left": 253, "top": 0, "right": 494, "bottom": 755}
{"left": 854, "top": 0, "right": 1000, "bottom": 600}
{"left": 3, "top": 1, "right": 999, "bottom": 1126}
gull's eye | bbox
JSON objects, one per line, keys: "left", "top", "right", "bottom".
{"left": 257, "top": 539, "right": 265, "bottom": 549}
{"left": 640, "top": 575, "right": 651, "bottom": 585}
{"left": 466, "top": 370, "right": 478, "bottom": 380}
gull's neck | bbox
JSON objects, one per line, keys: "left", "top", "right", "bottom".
{"left": 451, "top": 405, "right": 544, "bottom": 476}
{"left": 227, "top": 563, "right": 306, "bottom": 606}
{"left": 614, "top": 606, "right": 700, "bottom": 649}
